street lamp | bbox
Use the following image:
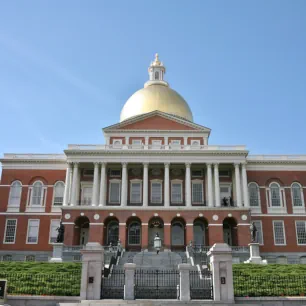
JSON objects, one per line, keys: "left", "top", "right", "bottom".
{"left": 154, "top": 233, "right": 162, "bottom": 255}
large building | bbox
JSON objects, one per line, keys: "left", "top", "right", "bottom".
{"left": 0, "top": 54, "right": 306, "bottom": 263}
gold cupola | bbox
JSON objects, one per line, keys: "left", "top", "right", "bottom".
{"left": 120, "top": 54, "right": 193, "bottom": 122}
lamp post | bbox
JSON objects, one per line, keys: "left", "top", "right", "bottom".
{"left": 154, "top": 233, "right": 162, "bottom": 255}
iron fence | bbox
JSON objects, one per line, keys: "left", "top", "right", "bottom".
{"left": 0, "top": 272, "right": 81, "bottom": 296}
{"left": 101, "top": 269, "right": 125, "bottom": 299}
{"left": 234, "top": 272, "right": 306, "bottom": 297}
{"left": 135, "top": 269, "right": 179, "bottom": 299}
{"left": 190, "top": 270, "right": 213, "bottom": 299}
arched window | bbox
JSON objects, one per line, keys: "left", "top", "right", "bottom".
{"left": 107, "top": 221, "right": 119, "bottom": 245}
{"left": 248, "top": 183, "right": 260, "bottom": 207}
{"left": 53, "top": 182, "right": 65, "bottom": 206}
{"left": 31, "top": 181, "right": 43, "bottom": 206}
{"left": 270, "top": 183, "right": 281, "bottom": 207}
{"left": 155, "top": 71, "right": 159, "bottom": 80}
{"left": 8, "top": 181, "right": 22, "bottom": 208}
{"left": 291, "top": 183, "right": 303, "bottom": 207}
{"left": 128, "top": 222, "right": 141, "bottom": 245}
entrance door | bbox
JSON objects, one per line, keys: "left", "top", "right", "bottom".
{"left": 193, "top": 221, "right": 205, "bottom": 246}
{"left": 80, "top": 228, "right": 89, "bottom": 245}
{"left": 171, "top": 221, "right": 185, "bottom": 250}
{"left": 223, "top": 226, "right": 232, "bottom": 245}
{"left": 148, "top": 217, "right": 164, "bottom": 249}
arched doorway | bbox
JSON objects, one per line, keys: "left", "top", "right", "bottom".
{"left": 223, "top": 217, "right": 238, "bottom": 246}
{"left": 104, "top": 217, "right": 119, "bottom": 246}
{"left": 126, "top": 217, "right": 142, "bottom": 251}
{"left": 171, "top": 218, "right": 186, "bottom": 250}
{"left": 74, "top": 216, "right": 90, "bottom": 246}
{"left": 193, "top": 218, "right": 208, "bottom": 246}
{"left": 148, "top": 217, "right": 164, "bottom": 250}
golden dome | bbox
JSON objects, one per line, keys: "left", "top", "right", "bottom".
{"left": 120, "top": 54, "right": 193, "bottom": 122}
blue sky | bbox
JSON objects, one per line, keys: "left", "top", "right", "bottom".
{"left": 0, "top": 0, "right": 305, "bottom": 155}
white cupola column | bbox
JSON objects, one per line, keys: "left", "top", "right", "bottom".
{"left": 164, "top": 163, "right": 170, "bottom": 207}
{"left": 70, "top": 163, "right": 79, "bottom": 206}
{"left": 143, "top": 163, "right": 149, "bottom": 207}
{"left": 241, "top": 163, "right": 250, "bottom": 207}
{"left": 214, "top": 163, "right": 221, "bottom": 207}
{"left": 63, "top": 163, "right": 72, "bottom": 206}
{"left": 99, "top": 162, "right": 107, "bottom": 206}
{"left": 207, "top": 163, "right": 213, "bottom": 207}
{"left": 121, "top": 163, "right": 128, "bottom": 206}
{"left": 234, "top": 163, "right": 242, "bottom": 207}
{"left": 185, "top": 163, "right": 192, "bottom": 207}
{"left": 91, "top": 162, "right": 100, "bottom": 206}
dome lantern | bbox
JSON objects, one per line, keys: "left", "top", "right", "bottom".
{"left": 145, "top": 53, "right": 169, "bottom": 88}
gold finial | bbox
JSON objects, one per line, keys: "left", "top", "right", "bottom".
{"left": 152, "top": 53, "right": 162, "bottom": 66}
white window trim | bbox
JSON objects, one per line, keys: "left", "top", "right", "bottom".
{"left": 253, "top": 220, "right": 264, "bottom": 245}
{"left": 7, "top": 181, "right": 22, "bottom": 212}
{"left": 26, "top": 181, "right": 47, "bottom": 212}
{"left": 26, "top": 219, "right": 40, "bottom": 245}
{"left": 272, "top": 220, "right": 286, "bottom": 246}
{"left": 81, "top": 182, "right": 93, "bottom": 206}
{"left": 171, "top": 179, "right": 183, "bottom": 204}
{"left": 112, "top": 139, "right": 123, "bottom": 147}
{"left": 191, "top": 179, "right": 204, "bottom": 204}
{"left": 170, "top": 140, "right": 181, "bottom": 146}
{"left": 3, "top": 219, "right": 17, "bottom": 244}
{"left": 291, "top": 182, "right": 305, "bottom": 213}
{"left": 295, "top": 220, "right": 306, "bottom": 246}
{"left": 129, "top": 179, "right": 142, "bottom": 203}
{"left": 49, "top": 219, "right": 61, "bottom": 244}
{"left": 109, "top": 179, "right": 121, "bottom": 204}
{"left": 267, "top": 182, "right": 287, "bottom": 214}
{"left": 52, "top": 181, "right": 65, "bottom": 207}
{"left": 150, "top": 179, "right": 163, "bottom": 204}
{"left": 248, "top": 182, "right": 262, "bottom": 213}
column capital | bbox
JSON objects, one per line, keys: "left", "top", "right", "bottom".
{"left": 213, "top": 163, "right": 219, "bottom": 167}
{"left": 206, "top": 163, "right": 212, "bottom": 168}
{"left": 93, "top": 162, "right": 100, "bottom": 167}
{"left": 67, "top": 162, "right": 73, "bottom": 168}
{"left": 185, "top": 162, "right": 191, "bottom": 168}
{"left": 241, "top": 161, "right": 247, "bottom": 167}
{"left": 164, "top": 163, "right": 170, "bottom": 168}
{"left": 100, "top": 162, "right": 107, "bottom": 167}
{"left": 234, "top": 162, "right": 241, "bottom": 168}
{"left": 143, "top": 162, "right": 149, "bottom": 167}
{"left": 73, "top": 162, "right": 79, "bottom": 168}
{"left": 122, "top": 162, "right": 128, "bottom": 168}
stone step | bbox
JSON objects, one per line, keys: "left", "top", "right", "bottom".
{"left": 58, "top": 302, "right": 263, "bottom": 306}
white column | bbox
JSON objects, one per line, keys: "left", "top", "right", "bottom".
{"left": 185, "top": 163, "right": 191, "bottom": 207}
{"left": 99, "top": 163, "right": 107, "bottom": 206}
{"left": 143, "top": 163, "right": 148, "bottom": 206}
{"left": 125, "top": 136, "right": 129, "bottom": 146}
{"left": 63, "top": 163, "right": 72, "bottom": 206}
{"left": 241, "top": 163, "right": 249, "bottom": 207}
{"left": 145, "top": 136, "right": 149, "bottom": 146}
{"left": 234, "top": 163, "right": 242, "bottom": 207}
{"left": 121, "top": 163, "right": 128, "bottom": 206}
{"left": 184, "top": 136, "right": 188, "bottom": 146}
{"left": 207, "top": 163, "right": 213, "bottom": 207}
{"left": 164, "top": 163, "right": 170, "bottom": 207}
{"left": 91, "top": 163, "right": 100, "bottom": 206}
{"left": 70, "top": 163, "right": 79, "bottom": 206}
{"left": 214, "top": 163, "right": 221, "bottom": 207}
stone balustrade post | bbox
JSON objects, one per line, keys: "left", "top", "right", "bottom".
{"left": 178, "top": 263, "right": 192, "bottom": 301}
{"left": 124, "top": 263, "right": 136, "bottom": 300}
{"left": 49, "top": 243, "right": 64, "bottom": 262}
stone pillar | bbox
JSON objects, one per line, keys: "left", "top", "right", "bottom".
{"left": 124, "top": 263, "right": 136, "bottom": 300}
{"left": 49, "top": 243, "right": 64, "bottom": 262}
{"left": 178, "top": 263, "right": 192, "bottom": 301}
{"left": 234, "top": 163, "right": 242, "bottom": 207}
{"left": 241, "top": 163, "right": 249, "bottom": 207}
{"left": 99, "top": 162, "right": 107, "bottom": 206}
{"left": 70, "top": 163, "right": 79, "bottom": 206}
{"left": 121, "top": 163, "right": 128, "bottom": 207}
{"left": 119, "top": 223, "right": 126, "bottom": 249}
{"left": 80, "top": 243, "right": 104, "bottom": 300}
{"left": 185, "top": 163, "right": 191, "bottom": 207}
{"left": 164, "top": 163, "right": 170, "bottom": 207}
{"left": 207, "top": 163, "right": 213, "bottom": 207}
{"left": 63, "top": 163, "right": 72, "bottom": 206}
{"left": 214, "top": 163, "right": 220, "bottom": 207}
{"left": 207, "top": 243, "right": 234, "bottom": 303}
{"left": 143, "top": 163, "right": 148, "bottom": 207}
{"left": 91, "top": 163, "right": 100, "bottom": 206}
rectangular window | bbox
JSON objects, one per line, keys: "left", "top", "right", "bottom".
{"left": 49, "top": 220, "right": 60, "bottom": 243}
{"left": 109, "top": 181, "right": 120, "bottom": 203}
{"left": 4, "top": 219, "right": 17, "bottom": 244}
{"left": 130, "top": 182, "right": 142, "bottom": 203}
{"left": 151, "top": 182, "right": 162, "bottom": 203}
{"left": 219, "top": 170, "right": 231, "bottom": 177}
{"left": 81, "top": 187, "right": 92, "bottom": 206}
{"left": 27, "top": 220, "right": 40, "bottom": 244}
{"left": 296, "top": 221, "right": 306, "bottom": 245}
{"left": 253, "top": 221, "right": 263, "bottom": 245}
{"left": 132, "top": 139, "right": 142, "bottom": 146}
{"left": 191, "top": 170, "right": 203, "bottom": 178}
{"left": 273, "top": 221, "right": 286, "bottom": 245}
{"left": 171, "top": 182, "right": 182, "bottom": 203}
{"left": 192, "top": 182, "right": 203, "bottom": 203}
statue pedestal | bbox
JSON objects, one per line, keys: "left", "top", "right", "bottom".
{"left": 49, "top": 243, "right": 64, "bottom": 262}
{"left": 244, "top": 243, "right": 267, "bottom": 265}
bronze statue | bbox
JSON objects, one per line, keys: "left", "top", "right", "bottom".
{"left": 250, "top": 222, "right": 257, "bottom": 242}
{"left": 56, "top": 221, "right": 65, "bottom": 243}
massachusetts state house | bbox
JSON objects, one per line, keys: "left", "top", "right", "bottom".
{"left": 0, "top": 54, "right": 305, "bottom": 264}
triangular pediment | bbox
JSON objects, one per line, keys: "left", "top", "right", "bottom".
{"left": 103, "top": 111, "right": 210, "bottom": 132}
